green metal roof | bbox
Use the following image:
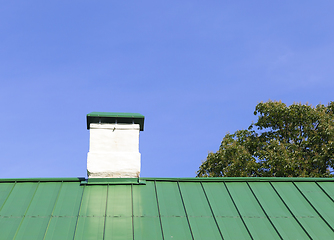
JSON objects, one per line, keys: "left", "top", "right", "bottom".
{"left": 1, "top": 177, "right": 334, "bottom": 239}
{"left": 86, "top": 112, "right": 145, "bottom": 131}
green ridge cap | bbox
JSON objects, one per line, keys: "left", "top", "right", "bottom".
{"left": 86, "top": 112, "right": 145, "bottom": 131}
{"left": 142, "top": 177, "right": 334, "bottom": 182}
{"left": 0, "top": 177, "right": 84, "bottom": 183}
{"left": 1, "top": 177, "right": 333, "bottom": 183}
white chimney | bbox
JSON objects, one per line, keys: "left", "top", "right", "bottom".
{"left": 86, "top": 112, "right": 144, "bottom": 178}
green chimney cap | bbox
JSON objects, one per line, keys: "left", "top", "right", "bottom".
{"left": 86, "top": 112, "right": 145, "bottom": 131}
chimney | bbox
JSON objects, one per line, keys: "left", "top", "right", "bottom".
{"left": 86, "top": 112, "right": 144, "bottom": 178}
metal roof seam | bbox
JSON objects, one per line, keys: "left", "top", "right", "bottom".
{"left": 42, "top": 181, "right": 64, "bottom": 240}
{"left": 0, "top": 182, "right": 16, "bottom": 214}
{"left": 154, "top": 180, "right": 165, "bottom": 240}
{"left": 316, "top": 182, "right": 334, "bottom": 203}
{"left": 293, "top": 182, "right": 334, "bottom": 233}
{"left": 12, "top": 181, "right": 40, "bottom": 240}
{"left": 246, "top": 182, "right": 283, "bottom": 240}
{"left": 131, "top": 184, "right": 135, "bottom": 240}
{"left": 200, "top": 182, "right": 224, "bottom": 240}
{"left": 102, "top": 184, "right": 109, "bottom": 240}
{"left": 177, "top": 181, "right": 195, "bottom": 240}
{"left": 223, "top": 182, "right": 253, "bottom": 240}
{"left": 269, "top": 182, "right": 312, "bottom": 239}
{"left": 72, "top": 184, "right": 85, "bottom": 240}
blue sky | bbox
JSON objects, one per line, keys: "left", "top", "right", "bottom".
{"left": 1, "top": 1, "right": 334, "bottom": 178}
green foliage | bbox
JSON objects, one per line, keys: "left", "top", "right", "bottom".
{"left": 197, "top": 101, "right": 334, "bottom": 177}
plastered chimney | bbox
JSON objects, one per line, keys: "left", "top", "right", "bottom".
{"left": 86, "top": 112, "right": 144, "bottom": 178}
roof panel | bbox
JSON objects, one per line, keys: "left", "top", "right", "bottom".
{"left": 133, "top": 181, "right": 158, "bottom": 217}
{"left": 44, "top": 217, "right": 78, "bottom": 240}
{"left": 155, "top": 181, "right": 186, "bottom": 217}
{"left": 226, "top": 182, "right": 281, "bottom": 240}
{"left": 161, "top": 216, "right": 193, "bottom": 240}
{"left": 104, "top": 217, "right": 133, "bottom": 240}
{"left": 79, "top": 185, "right": 107, "bottom": 217}
{"left": 179, "top": 182, "right": 222, "bottom": 239}
{"left": 0, "top": 178, "right": 334, "bottom": 239}
{"left": 0, "top": 217, "right": 22, "bottom": 240}
{"left": 133, "top": 217, "right": 163, "bottom": 240}
{"left": 318, "top": 182, "right": 334, "bottom": 201}
{"left": 14, "top": 217, "right": 49, "bottom": 240}
{"left": 215, "top": 218, "right": 251, "bottom": 240}
{"left": 0, "top": 182, "right": 38, "bottom": 217}
{"left": 248, "top": 182, "right": 310, "bottom": 239}
{"left": 203, "top": 182, "right": 251, "bottom": 239}
{"left": 52, "top": 182, "right": 83, "bottom": 217}
{"left": 0, "top": 183, "right": 14, "bottom": 210}
{"left": 179, "top": 182, "right": 212, "bottom": 217}
{"left": 156, "top": 181, "right": 193, "bottom": 239}
{"left": 188, "top": 217, "right": 222, "bottom": 240}
{"left": 107, "top": 185, "right": 132, "bottom": 217}
{"left": 74, "top": 185, "right": 107, "bottom": 239}
{"left": 74, "top": 216, "right": 105, "bottom": 240}
{"left": 272, "top": 182, "right": 334, "bottom": 239}
{"left": 132, "top": 182, "right": 163, "bottom": 240}
{"left": 202, "top": 182, "right": 239, "bottom": 217}
{"left": 26, "top": 182, "right": 61, "bottom": 216}
{"left": 295, "top": 182, "right": 334, "bottom": 230}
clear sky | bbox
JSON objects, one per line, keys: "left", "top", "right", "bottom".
{"left": 1, "top": 1, "right": 334, "bottom": 179}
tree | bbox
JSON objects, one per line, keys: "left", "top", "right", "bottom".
{"left": 197, "top": 101, "right": 334, "bottom": 177}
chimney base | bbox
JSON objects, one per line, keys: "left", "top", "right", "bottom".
{"left": 87, "top": 152, "right": 141, "bottom": 178}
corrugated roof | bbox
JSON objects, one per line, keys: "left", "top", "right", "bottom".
{"left": 1, "top": 178, "right": 334, "bottom": 239}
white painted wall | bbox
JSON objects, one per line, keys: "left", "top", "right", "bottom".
{"left": 87, "top": 123, "right": 141, "bottom": 178}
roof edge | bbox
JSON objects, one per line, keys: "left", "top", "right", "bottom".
{"left": 0, "top": 177, "right": 85, "bottom": 183}
{"left": 142, "top": 177, "right": 334, "bottom": 182}
{"left": 1, "top": 177, "right": 334, "bottom": 183}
